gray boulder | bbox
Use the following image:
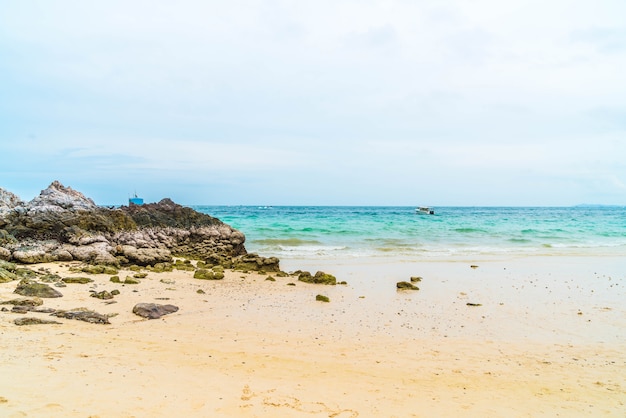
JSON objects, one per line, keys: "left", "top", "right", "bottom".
{"left": 132, "top": 303, "right": 179, "bottom": 319}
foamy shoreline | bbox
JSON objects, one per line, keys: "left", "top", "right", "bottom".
{"left": 1, "top": 255, "right": 625, "bottom": 417}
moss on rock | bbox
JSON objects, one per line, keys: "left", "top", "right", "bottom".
{"left": 149, "top": 262, "right": 173, "bottom": 273}
{"left": 62, "top": 277, "right": 94, "bottom": 284}
{"left": 0, "top": 260, "right": 17, "bottom": 272}
{"left": 0, "top": 268, "right": 18, "bottom": 283}
{"left": 70, "top": 265, "right": 118, "bottom": 275}
{"left": 232, "top": 253, "right": 280, "bottom": 273}
{"left": 298, "top": 271, "right": 337, "bottom": 285}
{"left": 39, "top": 273, "right": 62, "bottom": 283}
{"left": 14, "top": 279, "right": 63, "bottom": 298}
{"left": 193, "top": 268, "right": 224, "bottom": 280}
{"left": 14, "top": 268, "right": 40, "bottom": 279}
{"left": 90, "top": 290, "right": 114, "bottom": 300}
{"left": 174, "top": 259, "right": 195, "bottom": 271}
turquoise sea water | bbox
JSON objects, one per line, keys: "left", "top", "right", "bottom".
{"left": 194, "top": 206, "right": 626, "bottom": 261}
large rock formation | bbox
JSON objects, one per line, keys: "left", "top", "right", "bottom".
{"left": 0, "top": 187, "right": 24, "bottom": 215}
{"left": 0, "top": 181, "right": 247, "bottom": 266}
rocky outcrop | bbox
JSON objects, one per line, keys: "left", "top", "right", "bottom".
{"left": 0, "top": 187, "right": 23, "bottom": 220}
{"left": 28, "top": 180, "right": 97, "bottom": 212}
{"left": 0, "top": 181, "right": 249, "bottom": 268}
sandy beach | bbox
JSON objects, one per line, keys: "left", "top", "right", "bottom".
{"left": 1, "top": 255, "right": 625, "bottom": 417}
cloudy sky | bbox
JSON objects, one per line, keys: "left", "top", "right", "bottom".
{"left": 1, "top": 0, "right": 625, "bottom": 206}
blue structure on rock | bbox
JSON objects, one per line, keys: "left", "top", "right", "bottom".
{"left": 129, "top": 193, "right": 143, "bottom": 206}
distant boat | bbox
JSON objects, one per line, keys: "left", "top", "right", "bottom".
{"left": 416, "top": 206, "right": 435, "bottom": 215}
{"left": 129, "top": 193, "right": 143, "bottom": 206}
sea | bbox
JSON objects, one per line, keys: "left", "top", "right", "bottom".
{"left": 193, "top": 206, "right": 626, "bottom": 262}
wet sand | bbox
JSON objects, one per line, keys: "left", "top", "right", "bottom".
{"left": 1, "top": 256, "right": 625, "bottom": 417}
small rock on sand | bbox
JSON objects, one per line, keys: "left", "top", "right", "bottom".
{"left": 132, "top": 303, "right": 179, "bottom": 319}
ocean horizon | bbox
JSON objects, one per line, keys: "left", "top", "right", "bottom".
{"left": 193, "top": 205, "right": 626, "bottom": 261}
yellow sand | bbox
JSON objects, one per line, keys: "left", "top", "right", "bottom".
{"left": 0, "top": 256, "right": 625, "bottom": 417}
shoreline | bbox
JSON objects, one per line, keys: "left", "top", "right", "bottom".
{"left": 1, "top": 255, "right": 625, "bottom": 416}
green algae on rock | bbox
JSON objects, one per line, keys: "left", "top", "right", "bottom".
{"left": 297, "top": 271, "right": 337, "bottom": 285}
{"left": 232, "top": 253, "right": 280, "bottom": 273}
{"left": 14, "top": 278, "right": 63, "bottom": 298}
{"left": 90, "top": 290, "right": 114, "bottom": 300}
{"left": 62, "top": 276, "right": 93, "bottom": 284}
{"left": 0, "top": 267, "right": 18, "bottom": 283}
{"left": 316, "top": 294, "right": 330, "bottom": 302}
{"left": 193, "top": 268, "right": 224, "bottom": 280}
{"left": 70, "top": 264, "right": 119, "bottom": 275}
{"left": 173, "top": 259, "right": 196, "bottom": 271}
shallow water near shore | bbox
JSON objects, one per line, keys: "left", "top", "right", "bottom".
{"left": 196, "top": 205, "right": 626, "bottom": 259}
{"left": 196, "top": 205, "right": 626, "bottom": 345}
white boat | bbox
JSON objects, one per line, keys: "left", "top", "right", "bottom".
{"left": 416, "top": 206, "right": 435, "bottom": 215}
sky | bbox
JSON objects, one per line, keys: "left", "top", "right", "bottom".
{"left": 1, "top": 0, "right": 625, "bottom": 206}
